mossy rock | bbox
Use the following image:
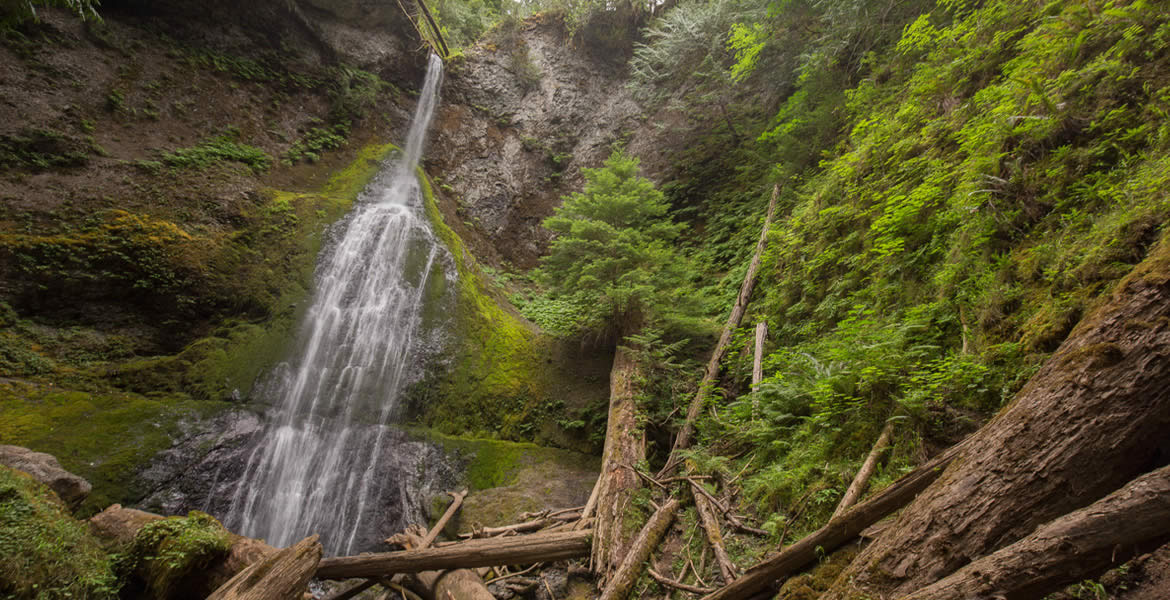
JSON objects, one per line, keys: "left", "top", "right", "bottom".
{"left": 416, "top": 430, "right": 599, "bottom": 531}
{"left": 121, "top": 511, "right": 233, "bottom": 600}
{"left": 410, "top": 173, "right": 610, "bottom": 447}
{"left": 0, "top": 466, "right": 119, "bottom": 600}
{"left": 0, "top": 379, "right": 230, "bottom": 515}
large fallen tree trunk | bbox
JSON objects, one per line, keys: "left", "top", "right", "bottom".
{"left": 701, "top": 439, "right": 968, "bottom": 600}
{"left": 592, "top": 345, "right": 646, "bottom": 583}
{"left": 207, "top": 535, "right": 322, "bottom": 600}
{"left": 900, "top": 462, "right": 1170, "bottom": 600}
{"left": 316, "top": 529, "right": 592, "bottom": 580}
{"left": 661, "top": 184, "right": 779, "bottom": 476}
{"left": 819, "top": 236, "right": 1170, "bottom": 599}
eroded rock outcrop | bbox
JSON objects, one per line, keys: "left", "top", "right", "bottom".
{"left": 0, "top": 444, "right": 91, "bottom": 509}
{"left": 429, "top": 18, "right": 650, "bottom": 268}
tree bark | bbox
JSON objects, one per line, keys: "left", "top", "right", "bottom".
{"left": 599, "top": 498, "right": 680, "bottom": 600}
{"left": 751, "top": 321, "right": 767, "bottom": 421}
{"left": 415, "top": 570, "right": 494, "bottom": 600}
{"left": 691, "top": 481, "right": 737, "bottom": 583}
{"left": 701, "top": 439, "right": 968, "bottom": 600}
{"left": 662, "top": 184, "right": 779, "bottom": 476}
{"left": 207, "top": 535, "right": 322, "bottom": 600}
{"left": 592, "top": 345, "right": 646, "bottom": 583}
{"left": 900, "top": 463, "right": 1170, "bottom": 600}
{"left": 316, "top": 530, "right": 593, "bottom": 580}
{"left": 822, "top": 236, "right": 1170, "bottom": 599}
{"left": 831, "top": 419, "right": 894, "bottom": 519}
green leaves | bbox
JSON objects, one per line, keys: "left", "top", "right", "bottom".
{"left": 538, "top": 150, "right": 691, "bottom": 336}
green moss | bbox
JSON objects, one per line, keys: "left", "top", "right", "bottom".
{"left": 413, "top": 173, "right": 547, "bottom": 438}
{"left": 0, "top": 466, "right": 119, "bottom": 600}
{"left": 102, "top": 143, "right": 395, "bottom": 401}
{"left": 124, "top": 511, "right": 233, "bottom": 600}
{"left": 0, "top": 380, "right": 228, "bottom": 515}
{"left": 415, "top": 429, "right": 600, "bottom": 528}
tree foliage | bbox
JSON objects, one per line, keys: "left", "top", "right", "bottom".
{"left": 537, "top": 150, "right": 691, "bottom": 337}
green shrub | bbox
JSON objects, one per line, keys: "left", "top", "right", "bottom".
{"left": 162, "top": 134, "right": 271, "bottom": 173}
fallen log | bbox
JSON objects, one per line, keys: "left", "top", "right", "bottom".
{"left": 413, "top": 0, "right": 449, "bottom": 58}
{"left": 316, "top": 530, "right": 593, "bottom": 580}
{"left": 700, "top": 438, "right": 968, "bottom": 600}
{"left": 661, "top": 184, "right": 779, "bottom": 476}
{"left": 207, "top": 535, "right": 322, "bottom": 600}
{"left": 459, "top": 517, "right": 554, "bottom": 539}
{"left": 420, "top": 489, "right": 466, "bottom": 548}
{"left": 899, "top": 462, "right": 1170, "bottom": 600}
{"left": 391, "top": 492, "right": 492, "bottom": 600}
{"left": 691, "top": 481, "right": 737, "bottom": 583}
{"left": 599, "top": 498, "right": 680, "bottom": 600}
{"left": 831, "top": 419, "right": 894, "bottom": 519}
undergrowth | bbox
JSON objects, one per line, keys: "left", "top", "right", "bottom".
{"left": 0, "top": 466, "right": 119, "bottom": 600}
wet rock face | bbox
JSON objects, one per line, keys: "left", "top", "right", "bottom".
{"left": 300, "top": 0, "right": 425, "bottom": 80}
{"left": 137, "top": 411, "right": 461, "bottom": 554}
{"left": 429, "top": 19, "right": 648, "bottom": 268}
{"left": 0, "top": 444, "right": 92, "bottom": 509}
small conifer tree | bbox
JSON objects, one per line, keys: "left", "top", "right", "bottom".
{"left": 538, "top": 149, "right": 690, "bottom": 337}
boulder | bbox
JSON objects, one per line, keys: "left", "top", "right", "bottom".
{"left": 0, "top": 444, "right": 91, "bottom": 509}
{"left": 89, "top": 504, "right": 278, "bottom": 598}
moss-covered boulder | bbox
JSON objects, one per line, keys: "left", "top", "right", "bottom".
{"left": 0, "top": 466, "right": 119, "bottom": 600}
{"left": 120, "top": 511, "right": 234, "bottom": 600}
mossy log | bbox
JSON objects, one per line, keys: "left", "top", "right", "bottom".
{"left": 692, "top": 481, "right": 737, "bottom": 583}
{"left": 599, "top": 498, "right": 680, "bottom": 600}
{"left": 900, "top": 463, "right": 1170, "bottom": 600}
{"left": 820, "top": 236, "right": 1170, "bottom": 600}
{"left": 315, "top": 530, "right": 593, "bottom": 579}
{"left": 207, "top": 535, "right": 322, "bottom": 600}
{"left": 592, "top": 345, "right": 646, "bottom": 584}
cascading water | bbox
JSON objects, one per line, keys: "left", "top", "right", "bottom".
{"left": 226, "top": 54, "right": 447, "bottom": 555}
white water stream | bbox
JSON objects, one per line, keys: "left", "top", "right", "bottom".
{"left": 226, "top": 55, "right": 446, "bottom": 555}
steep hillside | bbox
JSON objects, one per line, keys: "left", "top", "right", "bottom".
{"left": 0, "top": 1, "right": 426, "bottom": 511}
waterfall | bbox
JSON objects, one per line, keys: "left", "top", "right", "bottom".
{"left": 226, "top": 55, "right": 446, "bottom": 555}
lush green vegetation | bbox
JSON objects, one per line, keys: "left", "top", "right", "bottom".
{"left": 161, "top": 132, "right": 271, "bottom": 173}
{"left": 0, "top": 466, "right": 119, "bottom": 600}
{"left": 122, "top": 512, "right": 232, "bottom": 599}
{"left": 534, "top": 149, "right": 693, "bottom": 337}
{"left": 599, "top": 0, "right": 1170, "bottom": 540}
